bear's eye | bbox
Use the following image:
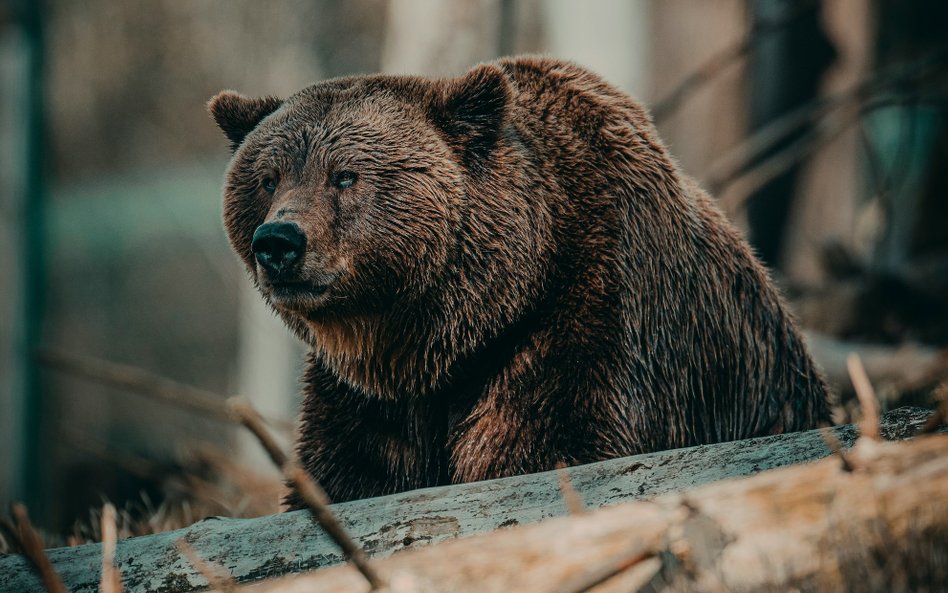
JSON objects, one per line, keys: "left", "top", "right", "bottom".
{"left": 261, "top": 174, "right": 278, "bottom": 194}
{"left": 332, "top": 170, "right": 358, "bottom": 189}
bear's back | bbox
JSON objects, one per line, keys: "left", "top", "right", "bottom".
{"left": 491, "top": 56, "right": 830, "bottom": 445}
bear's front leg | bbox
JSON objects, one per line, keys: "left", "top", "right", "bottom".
{"left": 289, "top": 362, "right": 449, "bottom": 507}
{"left": 447, "top": 378, "right": 633, "bottom": 484}
{"left": 446, "top": 323, "right": 648, "bottom": 485}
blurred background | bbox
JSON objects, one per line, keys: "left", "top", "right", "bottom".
{"left": 1, "top": 0, "right": 946, "bottom": 539}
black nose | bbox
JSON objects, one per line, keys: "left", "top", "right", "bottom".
{"left": 251, "top": 222, "right": 306, "bottom": 276}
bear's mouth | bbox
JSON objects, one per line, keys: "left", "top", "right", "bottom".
{"left": 266, "top": 280, "right": 333, "bottom": 311}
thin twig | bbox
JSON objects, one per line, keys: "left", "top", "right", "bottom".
{"left": 39, "top": 349, "right": 294, "bottom": 433}
{"left": 555, "top": 462, "right": 585, "bottom": 515}
{"left": 651, "top": 37, "right": 750, "bottom": 123}
{"left": 176, "top": 540, "right": 237, "bottom": 593}
{"left": 918, "top": 381, "right": 948, "bottom": 435}
{"left": 227, "top": 398, "right": 289, "bottom": 467}
{"left": 285, "top": 466, "right": 386, "bottom": 589}
{"left": 65, "top": 428, "right": 170, "bottom": 481}
{"left": 918, "top": 405, "right": 947, "bottom": 435}
{"left": 651, "top": 0, "right": 819, "bottom": 122}
{"left": 228, "top": 398, "right": 386, "bottom": 590}
{"left": 717, "top": 104, "right": 862, "bottom": 213}
{"left": 11, "top": 504, "right": 68, "bottom": 593}
{"left": 706, "top": 87, "right": 847, "bottom": 194}
{"left": 551, "top": 547, "right": 656, "bottom": 593}
{"left": 847, "top": 353, "right": 881, "bottom": 441}
{"left": 100, "top": 503, "right": 124, "bottom": 593}
{"left": 705, "top": 51, "right": 948, "bottom": 196}
{"left": 857, "top": 116, "right": 892, "bottom": 207}
{"left": 819, "top": 427, "right": 855, "bottom": 472}
{"left": 717, "top": 93, "right": 947, "bottom": 215}
{"left": 0, "top": 515, "right": 21, "bottom": 554}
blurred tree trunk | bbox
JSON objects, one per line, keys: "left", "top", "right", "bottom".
{"left": 0, "top": 1, "right": 46, "bottom": 520}
{"left": 651, "top": 0, "right": 747, "bottom": 182}
{"left": 381, "top": 0, "right": 500, "bottom": 76}
{"left": 780, "top": 0, "right": 871, "bottom": 286}
{"left": 0, "top": 15, "right": 31, "bottom": 510}
{"left": 790, "top": 1, "right": 948, "bottom": 349}
{"left": 234, "top": 286, "right": 302, "bottom": 478}
{"left": 542, "top": 0, "right": 652, "bottom": 99}
{"left": 746, "top": 0, "right": 835, "bottom": 270}
{"left": 871, "top": 0, "right": 948, "bottom": 280}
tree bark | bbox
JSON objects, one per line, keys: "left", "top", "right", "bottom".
{"left": 246, "top": 425, "right": 948, "bottom": 593}
{"left": 0, "top": 407, "right": 936, "bottom": 593}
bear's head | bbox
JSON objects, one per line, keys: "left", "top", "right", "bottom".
{"left": 209, "top": 64, "right": 547, "bottom": 396}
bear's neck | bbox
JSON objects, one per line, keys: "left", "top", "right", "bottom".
{"left": 303, "top": 302, "right": 465, "bottom": 399}
{"left": 303, "top": 267, "right": 544, "bottom": 401}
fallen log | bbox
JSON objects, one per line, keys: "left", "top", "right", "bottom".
{"left": 247, "top": 426, "right": 948, "bottom": 593}
{"left": 0, "top": 407, "right": 935, "bottom": 593}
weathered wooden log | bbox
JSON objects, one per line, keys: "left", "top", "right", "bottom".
{"left": 246, "top": 427, "right": 948, "bottom": 593}
{"left": 0, "top": 407, "right": 934, "bottom": 593}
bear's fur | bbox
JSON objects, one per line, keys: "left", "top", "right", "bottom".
{"left": 210, "top": 56, "right": 829, "bottom": 505}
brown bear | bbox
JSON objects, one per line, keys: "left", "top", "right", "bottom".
{"left": 209, "top": 56, "right": 829, "bottom": 506}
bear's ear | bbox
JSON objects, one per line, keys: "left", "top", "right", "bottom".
{"left": 207, "top": 91, "right": 283, "bottom": 151}
{"left": 431, "top": 64, "right": 511, "bottom": 162}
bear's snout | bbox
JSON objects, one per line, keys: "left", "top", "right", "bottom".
{"left": 251, "top": 221, "right": 306, "bottom": 278}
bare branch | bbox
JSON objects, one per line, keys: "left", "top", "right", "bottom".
{"left": 650, "top": 0, "right": 820, "bottom": 123}
{"left": 10, "top": 504, "right": 68, "bottom": 593}
{"left": 918, "top": 381, "right": 948, "bottom": 435}
{"left": 555, "top": 462, "right": 585, "bottom": 515}
{"left": 226, "top": 398, "right": 289, "bottom": 468}
{"left": 175, "top": 540, "right": 236, "bottom": 593}
{"left": 40, "top": 349, "right": 294, "bottom": 433}
{"left": 550, "top": 547, "right": 657, "bottom": 593}
{"left": 819, "top": 427, "right": 855, "bottom": 472}
{"left": 705, "top": 51, "right": 948, "bottom": 200}
{"left": 847, "top": 353, "right": 881, "bottom": 441}
{"left": 285, "top": 466, "right": 387, "bottom": 590}
{"left": 0, "top": 409, "right": 937, "bottom": 592}
{"left": 229, "top": 397, "right": 386, "bottom": 590}
{"left": 100, "top": 503, "right": 124, "bottom": 593}
{"left": 717, "top": 104, "right": 862, "bottom": 213}
{"left": 715, "top": 93, "right": 947, "bottom": 215}
{"left": 241, "top": 435, "right": 948, "bottom": 593}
